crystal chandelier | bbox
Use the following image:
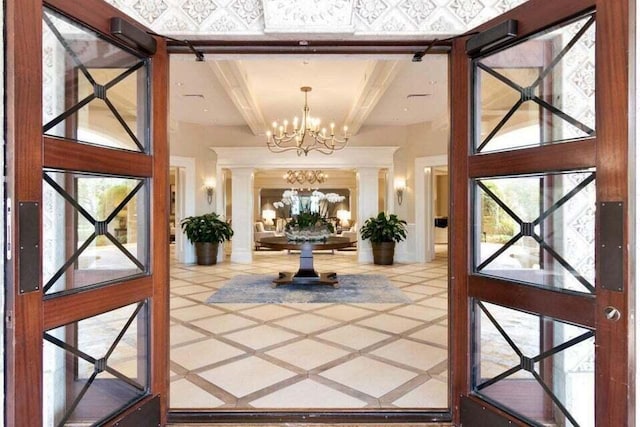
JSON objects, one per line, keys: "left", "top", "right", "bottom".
{"left": 284, "top": 170, "right": 327, "bottom": 185}
{"left": 266, "top": 86, "right": 349, "bottom": 156}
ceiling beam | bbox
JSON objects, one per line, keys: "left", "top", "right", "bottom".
{"left": 345, "top": 60, "right": 402, "bottom": 135}
{"left": 208, "top": 60, "right": 266, "bottom": 135}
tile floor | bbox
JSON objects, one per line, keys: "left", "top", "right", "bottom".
{"left": 169, "top": 245, "right": 449, "bottom": 411}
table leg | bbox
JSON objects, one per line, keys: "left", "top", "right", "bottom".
{"left": 271, "top": 242, "right": 340, "bottom": 288}
{"left": 294, "top": 242, "right": 318, "bottom": 278}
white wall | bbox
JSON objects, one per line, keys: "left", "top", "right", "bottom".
{"left": 169, "top": 122, "right": 219, "bottom": 215}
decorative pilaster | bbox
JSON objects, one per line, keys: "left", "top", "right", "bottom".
{"left": 357, "top": 167, "right": 379, "bottom": 263}
{"left": 230, "top": 167, "right": 254, "bottom": 263}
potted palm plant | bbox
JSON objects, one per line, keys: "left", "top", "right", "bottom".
{"left": 360, "top": 212, "right": 407, "bottom": 265}
{"left": 180, "top": 212, "right": 233, "bottom": 265}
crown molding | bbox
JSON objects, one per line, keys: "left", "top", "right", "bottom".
{"left": 211, "top": 146, "right": 399, "bottom": 169}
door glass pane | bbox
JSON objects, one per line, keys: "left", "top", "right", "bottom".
{"left": 43, "top": 302, "right": 149, "bottom": 426}
{"left": 43, "top": 170, "right": 149, "bottom": 296}
{"left": 474, "top": 301, "right": 594, "bottom": 427}
{"left": 475, "top": 14, "right": 595, "bottom": 153}
{"left": 42, "top": 8, "right": 148, "bottom": 152}
{"left": 474, "top": 170, "right": 595, "bottom": 294}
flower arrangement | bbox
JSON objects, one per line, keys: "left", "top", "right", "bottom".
{"left": 273, "top": 189, "right": 346, "bottom": 241}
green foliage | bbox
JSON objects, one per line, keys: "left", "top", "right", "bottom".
{"left": 180, "top": 212, "right": 233, "bottom": 244}
{"left": 285, "top": 211, "right": 335, "bottom": 233}
{"left": 481, "top": 181, "right": 516, "bottom": 241}
{"left": 360, "top": 212, "right": 408, "bottom": 243}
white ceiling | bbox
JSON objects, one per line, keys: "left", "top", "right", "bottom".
{"left": 170, "top": 53, "right": 448, "bottom": 135}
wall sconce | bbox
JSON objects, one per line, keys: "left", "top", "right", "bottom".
{"left": 204, "top": 178, "right": 215, "bottom": 205}
{"left": 394, "top": 178, "right": 406, "bottom": 206}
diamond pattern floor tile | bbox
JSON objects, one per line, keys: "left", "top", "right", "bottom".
{"left": 223, "top": 325, "right": 299, "bottom": 350}
{"left": 319, "top": 357, "right": 416, "bottom": 398}
{"left": 249, "top": 379, "right": 367, "bottom": 408}
{"left": 371, "top": 339, "right": 448, "bottom": 371}
{"left": 170, "top": 378, "right": 225, "bottom": 408}
{"left": 199, "top": 356, "right": 296, "bottom": 397}
{"left": 169, "top": 246, "right": 450, "bottom": 410}
{"left": 171, "top": 339, "right": 244, "bottom": 371}
{"left": 265, "top": 339, "right": 350, "bottom": 370}
{"left": 317, "top": 325, "right": 391, "bottom": 350}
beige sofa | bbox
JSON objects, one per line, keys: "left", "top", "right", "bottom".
{"left": 254, "top": 221, "right": 277, "bottom": 250}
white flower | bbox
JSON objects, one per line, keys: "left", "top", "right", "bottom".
{"left": 273, "top": 201, "right": 284, "bottom": 209}
{"left": 281, "top": 190, "right": 298, "bottom": 205}
{"left": 324, "top": 192, "right": 345, "bottom": 203}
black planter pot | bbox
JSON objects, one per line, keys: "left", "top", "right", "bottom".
{"left": 195, "top": 242, "right": 219, "bottom": 265}
{"left": 372, "top": 241, "right": 396, "bottom": 265}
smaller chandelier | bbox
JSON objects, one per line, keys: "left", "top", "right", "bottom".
{"left": 284, "top": 170, "right": 327, "bottom": 185}
{"left": 266, "top": 86, "right": 349, "bottom": 157}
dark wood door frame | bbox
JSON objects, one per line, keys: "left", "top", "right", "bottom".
{"left": 5, "top": 0, "right": 169, "bottom": 425}
{"left": 451, "top": 0, "right": 632, "bottom": 425}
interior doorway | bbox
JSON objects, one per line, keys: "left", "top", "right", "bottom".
{"left": 167, "top": 53, "right": 452, "bottom": 421}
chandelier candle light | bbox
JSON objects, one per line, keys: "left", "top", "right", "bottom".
{"left": 266, "top": 86, "right": 350, "bottom": 156}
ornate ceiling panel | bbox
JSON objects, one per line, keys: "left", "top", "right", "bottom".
{"left": 108, "top": 0, "right": 527, "bottom": 37}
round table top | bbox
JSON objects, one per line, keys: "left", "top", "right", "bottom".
{"left": 258, "top": 236, "right": 352, "bottom": 251}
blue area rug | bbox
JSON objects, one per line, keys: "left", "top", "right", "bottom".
{"left": 207, "top": 274, "right": 411, "bottom": 304}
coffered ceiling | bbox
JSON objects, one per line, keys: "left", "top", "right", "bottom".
{"left": 170, "top": 53, "right": 449, "bottom": 135}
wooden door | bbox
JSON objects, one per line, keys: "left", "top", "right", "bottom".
{"left": 451, "top": 0, "right": 630, "bottom": 425}
{"left": 6, "top": 0, "right": 169, "bottom": 425}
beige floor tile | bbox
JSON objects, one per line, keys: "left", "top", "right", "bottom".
{"left": 371, "top": 339, "right": 448, "bottom": 371}
{"left": 170, "top": 296, "right": 199, "bottom": 309}
{"left": 172, "top": 284, "right": 215, "bottom": 296}
{"left": 249, "top": 379, "right": 367, "bottom": 408}
{"left": 314, "top": 304, "right": 374, "bottom": 321}
{"left": 409, "top": 324, "right": 448, "bottom": 347}
{"left": 274, "top": 313, "right": 340, "bottom": 334}
{"left": 192, "top": 313, "right": 259, "bottom": 334}
{"left": 223, "top": 325, "right": 299, "bottom": 350}
{"left": 320, "top": 357, "right": 416, "bottom": 398}
{"left": 169, "top": 247, "right": 451, "bottom": 411}
{"left": 188, "top": 290, "right": 218, "bottom": 303}
{"left": 170, "top": 378, "right": 225, "bottom": 408}
{"left": 401, "top": 284, "right": 445, "bottom": 295}
{"left": 393, "top": 378, "right": 448, "bottom": 408}
{"left": 171, "top": 304, "right": 224, "bottom": 322}
{"left": 170, "top": 324, "right": 207, "bottom": 346}
{"left": 171, "top": 339, "right": 244, "bottom": 371}
{"left": 199, "top": 356, "right": 296, "bottom": 397}
{"left": 265, "top": 339, "right": 350, "bottom": 370}
{"left": 389, "top": 305, "right": 447, "bottom": 322}
{"left": 418, "top": 296, "right": 448, "bottom": 311}
{"left": 317, "top": 325, "right": 391, "bottom": 350}
{"left": 240, "top": 304, "right": 301, "bottom": 321}
{"left": 356, "top": 313, "right": 423, "bottom": 334}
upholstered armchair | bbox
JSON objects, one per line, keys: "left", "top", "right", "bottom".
{"left": 340, "top": 222, "right": 358, "bottom": 248}
{"left": 254, "top": 221, "right": 277, "bottom": 250}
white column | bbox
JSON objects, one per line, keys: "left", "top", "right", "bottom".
{"left": 230, "top": 167, "right": 254, "bottom": 264}
{"left": 215, "top": 166, "right": 225, "bottom": 263}
{"left": 357, "top": 168, "right": 379, "bottom": 263}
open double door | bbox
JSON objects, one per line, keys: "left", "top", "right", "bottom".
{"left": 5, "top": 0, "right": 631, "bottom": 425}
